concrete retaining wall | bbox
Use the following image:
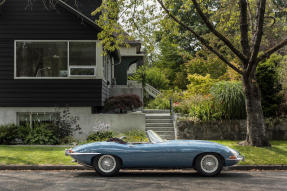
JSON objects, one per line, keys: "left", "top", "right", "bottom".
{"left": 0, "top": 107, "right": 146, "bottom": 140}
{"left": 177, "top": 119, "right": 287, "bottom": 140}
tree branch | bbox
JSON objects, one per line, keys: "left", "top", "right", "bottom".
{"left": 191, "top": 0, "right": 247, "bottom": 62}
{"left": 156, "top": 0, "right": 243, "bottom": 75}
{"left": 247, "top": 0, "right": 267, "bottom": 76}
{"left": 239, "top": 0, "right": 251, "bottom": 60}
{"left": 246, "top": 0, "right": 255, "bottom": 35}
{"left": 257, "top": 38, "right": 287, "bottom": 63}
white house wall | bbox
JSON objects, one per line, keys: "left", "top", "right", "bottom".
{"left": 0, "top": 107, "right": 145, "bottom": 140}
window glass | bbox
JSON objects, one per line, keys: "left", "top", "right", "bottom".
{"left": 16, "top": 42, "right": 68, "bottom": 77}
{"left": 70, "top": 68, "right": 95, "bottom": 76}
{"left": 17, "top": 112, "right": 59, "bottom": 127}
{"left": 69, "top": 42, "right": 97, "bottom": 66}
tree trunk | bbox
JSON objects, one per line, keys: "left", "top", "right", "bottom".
{"left": 242, "top": 75, "right": 270, "bottom": 147}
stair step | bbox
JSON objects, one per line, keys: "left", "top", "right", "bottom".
{"left": 146, "top": 119, "right": 173, "bottom": 123}
{"left": 143, "top": 110, "right": 170, "bottom": 113}
{"left": 145, "top": 115, "right": 172, "bottom": 119}
{"left": 146, "top": 127, "right": 175, "bottom": 131}
{"left": 146, "top": 123, "right": 173, "bottom": 127}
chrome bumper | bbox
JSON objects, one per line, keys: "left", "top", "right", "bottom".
{"left": 65, "top": 149, "right": 72, "bottom": 156}
{"left": 237, "top": 155, "right": 245, "bottom": 161}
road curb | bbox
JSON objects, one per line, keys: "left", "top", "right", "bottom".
{"left": 227, "top": 165, "right": 287, "bottom": 171}
{"left": 0, "top": 165, "right": 287, "bottom": 171}
{"left": 0, "top": 165, "right": 92, "bottom": 170}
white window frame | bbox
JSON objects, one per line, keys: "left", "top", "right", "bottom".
{"left": 14, "top": 40, "right": 100, "bottom": 79}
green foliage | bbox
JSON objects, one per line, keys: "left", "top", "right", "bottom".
{"left": 256, "top": 54, "right": 284, "bottom": 117}
{"left": 129, "top": 66, "right": 170, "bottom": 90}
{"left": 0, "top": 124, "right": 20, "bottom": 145}
{"left": 24, "top": 124, "right": 58, "bottom": 145}
{"left": 59, "top": 136, "right": 77, "bottom": 145}
{"left": 185, "top": 52, "right": 227, "bottom": 79}
{"left": 122, "top": 129, "right": 148, "bottom": 142}
{"left": 147, "top": 90, "right": 183, "bottom": 109}
{"left": 87, "top": 131, "right": 114, "bottom": 142}
{"left": 186, "top": 74, "right": 218, "bottom": 95}
{"left": 153, "top": 40, "right": 188, "bottom": 89}
{"left": 210, "top": 81, "right": 246, "bottom": 119}
{"left": 52, "top": 108, "right": 81, "bottom": 141}
{"left": 175, "top": 95, "right": 216, "bottom": 121}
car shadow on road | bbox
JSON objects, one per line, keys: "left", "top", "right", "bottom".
{"left": 74, "top": 170, "right": 252, "bottom": 179}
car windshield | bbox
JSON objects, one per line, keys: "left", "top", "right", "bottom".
{"left": 147, "top": 130, "right": 165, "bottom": 143}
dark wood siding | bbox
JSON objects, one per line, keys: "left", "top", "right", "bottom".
{"left": 0, "top": 0, "right": 105, "bottom": 107}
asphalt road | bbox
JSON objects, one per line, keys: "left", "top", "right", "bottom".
{"left": 0, "top": 170, "right": 286, "bottom": 191}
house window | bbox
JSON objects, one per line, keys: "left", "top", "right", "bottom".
{"left": 15, "top": 41, "right": 98, "bottom": 78}
{"left": 16, "top": 42, "right": 68, "bottom": 77}
{"left": 17, "top": 112, "right": 59, "bottom": 127}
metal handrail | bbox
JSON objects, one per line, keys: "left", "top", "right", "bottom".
{"left": 144, "top": 84, "right": 161, "bottom": 98}
{"left": 170, "top": 97, "right": 177, "bottom": 140}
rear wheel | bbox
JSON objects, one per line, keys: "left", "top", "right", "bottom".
{"left": 195, "top": 154, "right": 223, "bottom": 176}
{"left": 93, "top": 155, "right": 121, "bottom": 177}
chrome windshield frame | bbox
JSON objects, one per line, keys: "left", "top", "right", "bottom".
{"left": 146, "top": 130, "right": 165, "bottom": 144}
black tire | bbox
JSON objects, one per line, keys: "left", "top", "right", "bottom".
{"left": 195, "top": 154, "right": 223, "bottom": 177}
{"left": 93, "top": 155, "right": 121, "bottom": 177}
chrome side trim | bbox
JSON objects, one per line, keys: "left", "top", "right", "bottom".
{"left": 65, "top": 149, "right": 101, "bottom": 156}
{"left": 70, "top": 153, "right": 101, "bottom": 156}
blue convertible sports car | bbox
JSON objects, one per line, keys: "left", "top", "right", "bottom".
{"left": 65, "top": 130, "right": 244, "bottom": 177}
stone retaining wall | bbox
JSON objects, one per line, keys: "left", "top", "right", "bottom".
{"left": 177, "top": 119, "right": 287, "bottom": 140}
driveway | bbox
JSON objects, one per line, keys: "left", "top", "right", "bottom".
{"left": 0, "top": 170, "right": 286, "bottom": 191}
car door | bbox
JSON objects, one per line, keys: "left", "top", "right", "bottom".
{"left": 120, "top": 142, "right": 193, "bottom": 168}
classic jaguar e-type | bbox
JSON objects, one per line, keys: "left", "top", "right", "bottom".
{"left": 65, "top": 130, "right": 244, "bottom": 177}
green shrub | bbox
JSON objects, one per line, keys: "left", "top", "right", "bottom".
{"left": 24, "top": 124, "right": 58, "bottom": 145}
{"left": 16, "top": 125, "right": 30, "bottom": 143}
{"left": 129, "top": 66, "right": 170, "bottom": 90}
{"left": 87, "top": 131, "right": 114, "bottom": 142}
{"left": 147, "top": 90, "right": 183, "bottom": 109}
{"left": 0, "top": 124, "right": 19, "bottom": 144}
{"left": 59, "top": 136, "right": 77, "bottom": 145}
{"left": 52, "top": 108, "right": 81, "bottom": 140}
{"left": 257, "top": 54, "right": 284, "bottom": 117}
{"left": 210, "top": 81, "right": 246, "bottom": 119}
{"left": 175, "top": 95, "right": 216, "bottom": 121}
{"left": 123, "top": 129, "right": 147, "bottom": 142}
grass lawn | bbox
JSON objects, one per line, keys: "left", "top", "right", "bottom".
{"left": 0, "top": 141, "right": 286, "bottom": 165}
{"left": 0, "top": 146, "right": 75, "bottom": 165}
{"left": 213, "top": 140, "right": 287, "bottom": 165}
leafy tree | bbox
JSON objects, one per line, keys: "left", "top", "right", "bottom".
{"left": 153, "top": 40, "right": 188, "bottom": 89}
{"left": 256, "top": 54, "right": 284, "bottom": 117}
{"left": 129, "top": 66, "right": 170, "bottom": 90}
{"left": 95, "top": 0, "right": 287, "bottom": 147}
{"left": 186, "top": 74, "right": 218, "bottom": 95}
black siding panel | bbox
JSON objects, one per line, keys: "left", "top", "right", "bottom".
{"left": 0, "top": 0, "right": 105, "bottom": 107}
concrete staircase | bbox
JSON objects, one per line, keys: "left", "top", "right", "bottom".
{"left": 144, "top": 110, "right": 176, "bottom": 140}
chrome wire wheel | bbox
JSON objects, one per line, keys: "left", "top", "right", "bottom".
{"left": 200, "top": 155, "right": 219, "bottom": 174}
{"left": 98, "top": 155, "right": 117, "bottom": 173}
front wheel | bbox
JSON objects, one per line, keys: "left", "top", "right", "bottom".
{"left": 195, "top": 154, "right": 223, "bottom": 176}
{"left": 93, "top": 155, "right": 121, "bottom": 177}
